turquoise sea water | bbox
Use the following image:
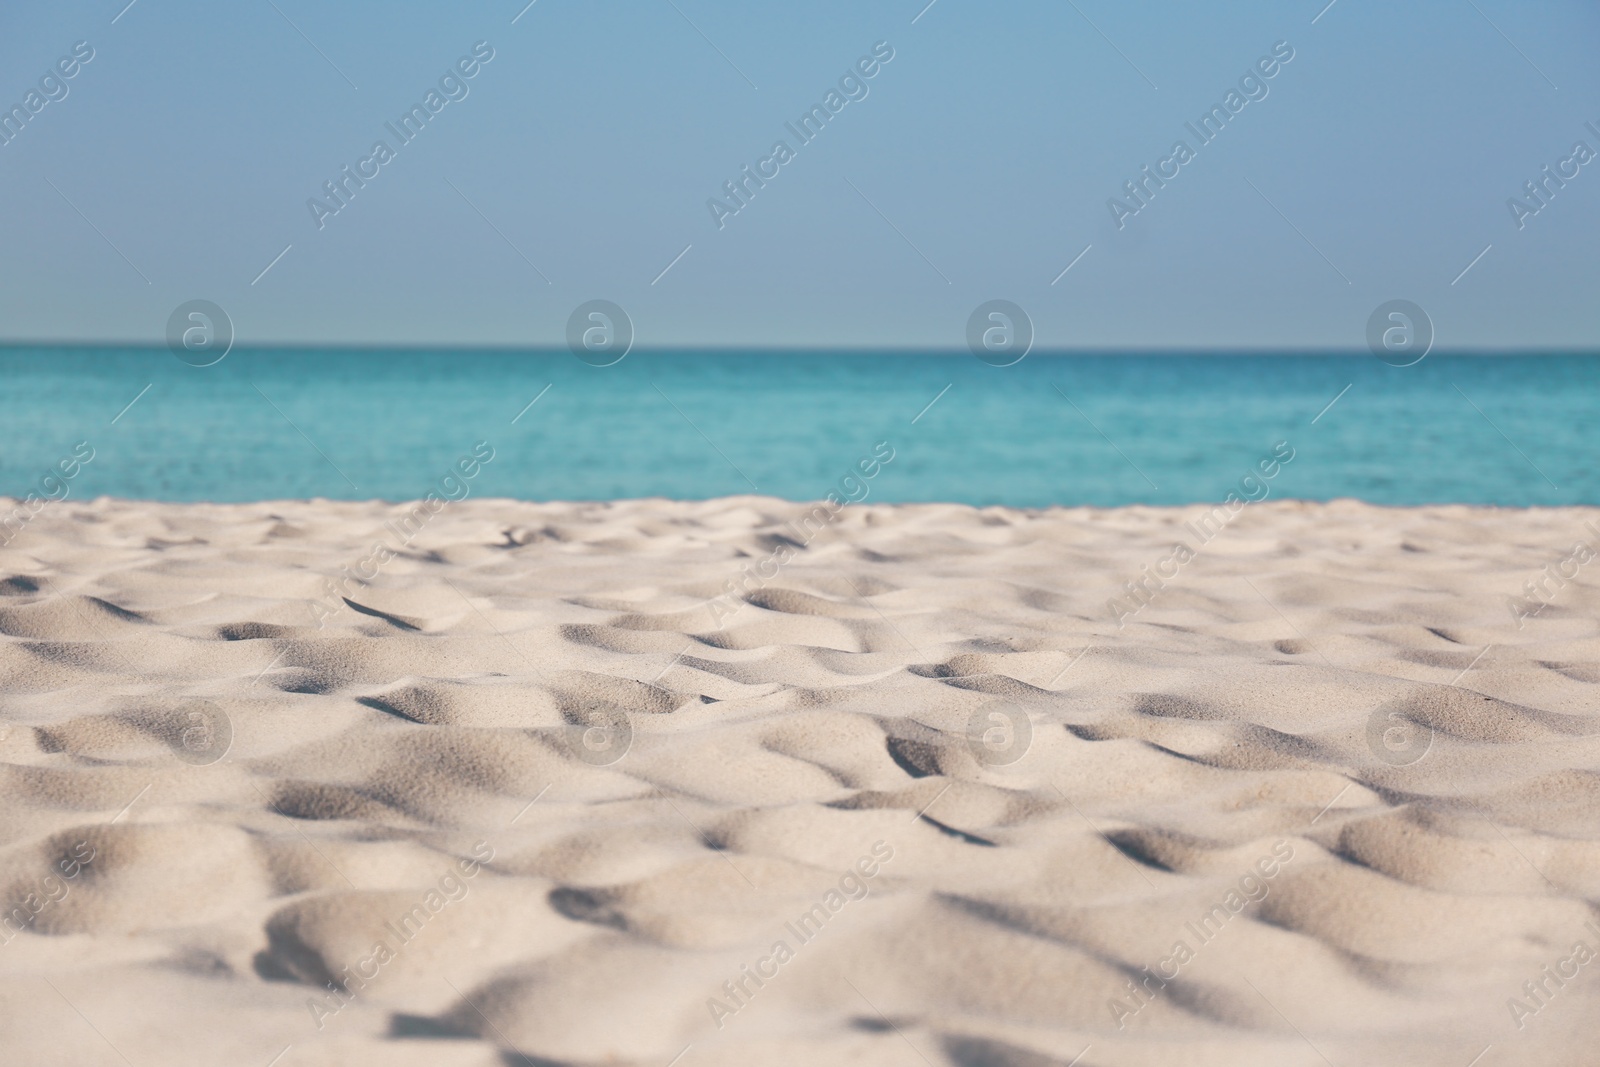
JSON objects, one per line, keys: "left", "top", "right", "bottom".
{"left": 0, "top": 350, "right": 1593, "bottom": 507}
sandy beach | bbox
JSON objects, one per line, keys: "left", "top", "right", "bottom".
{"left": 2, "top": 495, "right": 1597, "bottom": 1066}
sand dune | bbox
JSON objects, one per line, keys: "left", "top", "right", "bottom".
{"left": 1, "top": 496, "right": 1597, "bottom": 1065}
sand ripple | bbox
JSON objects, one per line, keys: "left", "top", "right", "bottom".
{"left": 1, "top": 497, "right": 1597, "bottom": 1065}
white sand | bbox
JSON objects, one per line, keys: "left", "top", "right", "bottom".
{"left": 1, "top": 496, "right": 1598, "bottom": 1066}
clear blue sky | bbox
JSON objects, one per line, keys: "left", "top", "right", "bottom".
{"left": 1, "top": 0, "right": 1596, "bottom": 350}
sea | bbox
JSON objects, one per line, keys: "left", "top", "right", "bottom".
{"left": 0, "top": 349, "right": 1593, "bottom": 508}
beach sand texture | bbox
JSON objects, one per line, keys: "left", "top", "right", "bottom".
{"left": 1, "top": 496, "right": 1597, "bottom": 1066}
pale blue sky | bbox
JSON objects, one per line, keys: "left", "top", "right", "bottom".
{"left": 1, "top": 0, "right": 1595, "bottom": 349}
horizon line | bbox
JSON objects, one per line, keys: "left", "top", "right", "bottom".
{"left": 1, "top": 342, "right": 1597, "bottom": 356}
